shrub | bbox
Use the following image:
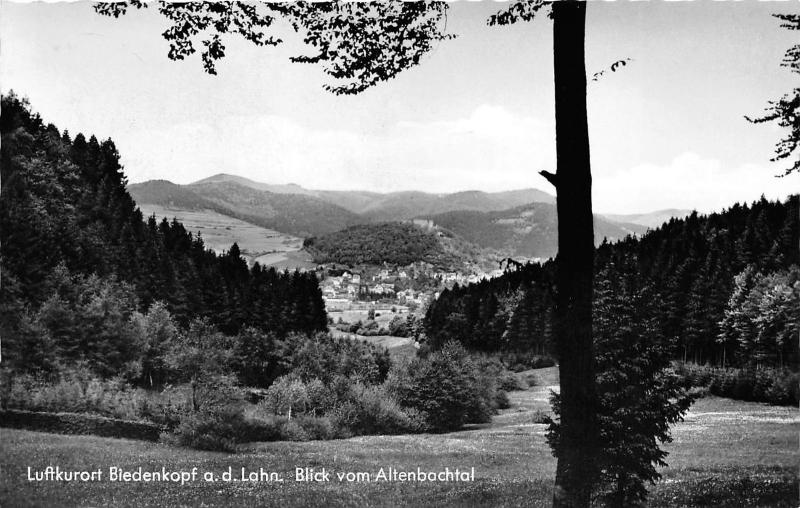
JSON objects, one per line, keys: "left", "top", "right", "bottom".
{"left": 493, "top": 351, "right": 556, "bottom": 372}
{"left": 161, "top": 375, "right": 249, "bottom": 452}
{"left": 765, "top": 372, "right": 800, "bottom": 405}
{"left": 278, "top": 418, "right": 311, "bottom": 441}
{"left": 162, "top": 406, "right": 245, "bottom": 452}
{"left": 294, "top": 415, "right": 336, "bottom": 440}
{"left": 260, "top": 376, "right": 310, "bottom": 417}
{"left": 258, "top": 376, "right": 338, "bottom": 418}
{"left": 530, "top": 409, "right": 550, "bottom": 424}
{"left": 674, "top": 363, "right": 799, "bottom": 406}
{"left": 0, "top": 368, "right": 170, "bottom": 422}
{"left": 334, "top": 384, "right": 428, "bottom": 436}
{"left": 236, "top": 416, "right": 284, "bottom": 442}
{"left": 524, "top": 372, "right": 540, "bottom": 388}
{"left": 305, "top": 378, "right": 337, "bottom": 416}
{"left": 494, "top": 389, "right": 511, "bottom": 410}
{"left": 0, "top": 409, "right": 163, "bottom": 441}
{"left": 386, "top": 341, "right": 493, "bottom": 431}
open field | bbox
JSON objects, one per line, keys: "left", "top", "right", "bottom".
{"left": 1, "top": 370, "right": 797, "bottom": 507}
{"left": 137, "top": 205, "right": 304, "bottom": 266}
{"left": 328, "top": 328, "right": 418, "bottom": 361}
{"left": 329, "top": 309, "right": 411, "bottom": 326}
{"left": 257, "top": 249, "right": 317, "bottom": 271}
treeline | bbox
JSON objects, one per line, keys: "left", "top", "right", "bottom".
{"left": 0, "top": 93, "right": 327, "bottom": 374}
{"left": 425, "top": 195, "right": 799, "bottom": 371}
{"left": 425, "top": 262, "right": 554, "bottom": 361}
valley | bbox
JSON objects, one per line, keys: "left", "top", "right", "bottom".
{"left": 130, "top": 174, "right": 698, "bottom": 318}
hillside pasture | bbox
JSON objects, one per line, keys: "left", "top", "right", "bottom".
{"left": 328, "top": 328, "right": 417, "bottom": 361}
{"left": 2, "top": 371, "right": 796, "bottom": 507}
{"left": 256, "top": 249, "right": 318, "bottom": 271}
{"left": 328, "top": 309, "right": 409, "bottom": 327}
{"left": 136, "top": 205, "right": 303, "bottom": 265}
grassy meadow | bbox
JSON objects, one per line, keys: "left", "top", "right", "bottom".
{"left": 136, "top": 205, "right": 305, "bottom": 266}
{"left": 328, "top": 328, "right": 417, "bottom": 361}
{"left": 2, "top": 368, "right": 797, "bottom": 507}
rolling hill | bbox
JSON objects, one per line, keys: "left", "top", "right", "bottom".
{"left": 192, "top": 173, "right": 319, "bottom": 197}
{"left": 603, "top": 209, "right": 694, "bottom": 229}
{"left": 128, "top": 179, "right": 360, "bottom": 238}
{"left": 304, "top": 222, "right": 443, "bottom": 266}
{"left": 422, "top": 203, "right": 649, "bottom": 260}
{"left": 320, "top": 187, "right": 556, "bottom": 220}
{"left": 303, "top": 222, "right": 498, "bottom": 270}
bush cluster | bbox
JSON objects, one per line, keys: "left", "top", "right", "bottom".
{"left": 674, "top": 363, "right": 799, "bottom": 406}
{"left": 2, "top": 318, "right": 517, "bottom": 452}
{"left": 386, "top": 342, "right": 504, "bottom": 431}
{"left": 0, "top": 367, "right": 180, "bottom": 424}
{"left": 0, "top": 409, "right": 163, "bottom": 441}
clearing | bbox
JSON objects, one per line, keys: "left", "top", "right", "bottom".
{"left": 1, "top": 368, "right": 796, "bottom": 507}
{"left": 137, "top": 205, "right": 305, "bottom": 267}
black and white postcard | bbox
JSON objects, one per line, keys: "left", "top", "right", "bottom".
{"left": 1, "top": 1, "right": 798, "bottom": 506}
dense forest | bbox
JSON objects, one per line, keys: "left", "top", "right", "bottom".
{"left": 304, "top": 222, "right": 449, "bottom": 266}
{"left": 426, "top": 195, "right": 799, "bottom": 370}
{"left": 0, "top": 93, "right": 328, "bottom": 375}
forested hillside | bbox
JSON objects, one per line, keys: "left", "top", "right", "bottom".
{"left": 423, "top": 204, "right": 647, "bottom": 259}
{"left": 303, "top": 222, "right": 448, "bottom": 266}
{"left": 426, "top": 195, "right": 799, "bottom": 369}
{"left": 0, "top": 93, "right": 327, "bottom": 374}
{"left": 342, "top": 188, "right": 555, "bottom": 221}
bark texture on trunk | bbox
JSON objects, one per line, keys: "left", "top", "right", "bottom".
{"left": 550, "top": 2, "right": 598, "bottom": 507}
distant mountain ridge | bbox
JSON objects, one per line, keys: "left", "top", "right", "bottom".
{"left": 422, "top": 204, "right": 649, "bottom": 260}
{"left": 603, "top": 209, "right": 694, "bottom": 229}
{"left": 193, "top": 174, "right": 319, "bottom": 197}
{"left": 128, "top": 179, "right": 361, "bottom": 238}
{"left": 128, "top": 174, "right": 681, "bottom": 265}
{"left": 186, "top": 173, "right": 556, "bottom": 219}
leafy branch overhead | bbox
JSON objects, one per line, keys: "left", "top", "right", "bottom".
{"left": 746, "top": 13, "right": 800, "bottom": 176}
{"left": 487, "top": 0, "right": 552, "bottom": 26}
{"left": 591, "top": 58, "right": 632, "bottom": 82}
{"left": 94, "top": 1, "right": 454, "bottom": 94}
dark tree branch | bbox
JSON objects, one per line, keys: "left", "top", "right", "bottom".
{"left": 95, "top": 1, "right": 454, "bottom": 96}
{"left": 539, "top": 170, "right": 558, "bottom": 188}
{"left": 747, "top": 13, "right": 800, "bottom": 175}
{"left": 591, "top": 57, "right": 632, "bottom": 82}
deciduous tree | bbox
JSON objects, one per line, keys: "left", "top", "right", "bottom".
{"left": 747, "top": 14, "right": 800, "bottom": 175}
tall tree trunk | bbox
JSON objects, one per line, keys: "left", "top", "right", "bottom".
{"left": 549, "top": 2, "right": 598, "bottom": 507}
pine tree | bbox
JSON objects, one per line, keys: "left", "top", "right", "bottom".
{"left": 548, "top": 258, "right": 694, "bottom": 507}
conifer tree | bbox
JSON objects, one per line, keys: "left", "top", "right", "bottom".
{"left": 548, "top": 258, "right": 694, "bottom": 507}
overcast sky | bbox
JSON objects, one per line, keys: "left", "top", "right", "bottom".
{"left": 2, "top": 1, "right": 799, "bottom": 213}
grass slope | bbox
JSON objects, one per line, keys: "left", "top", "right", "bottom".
{"left": 136, "top": 205, "right": 303, "bottom": 266}
{"left": 2, "top": 372, "right": 796, "bottom": 507}
{"left": 130, "top": 180, "right": 360, "bottom": 238}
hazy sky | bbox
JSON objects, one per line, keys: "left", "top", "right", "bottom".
{"left": 2, "top": 1, "right": 799, "bottom": 213}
